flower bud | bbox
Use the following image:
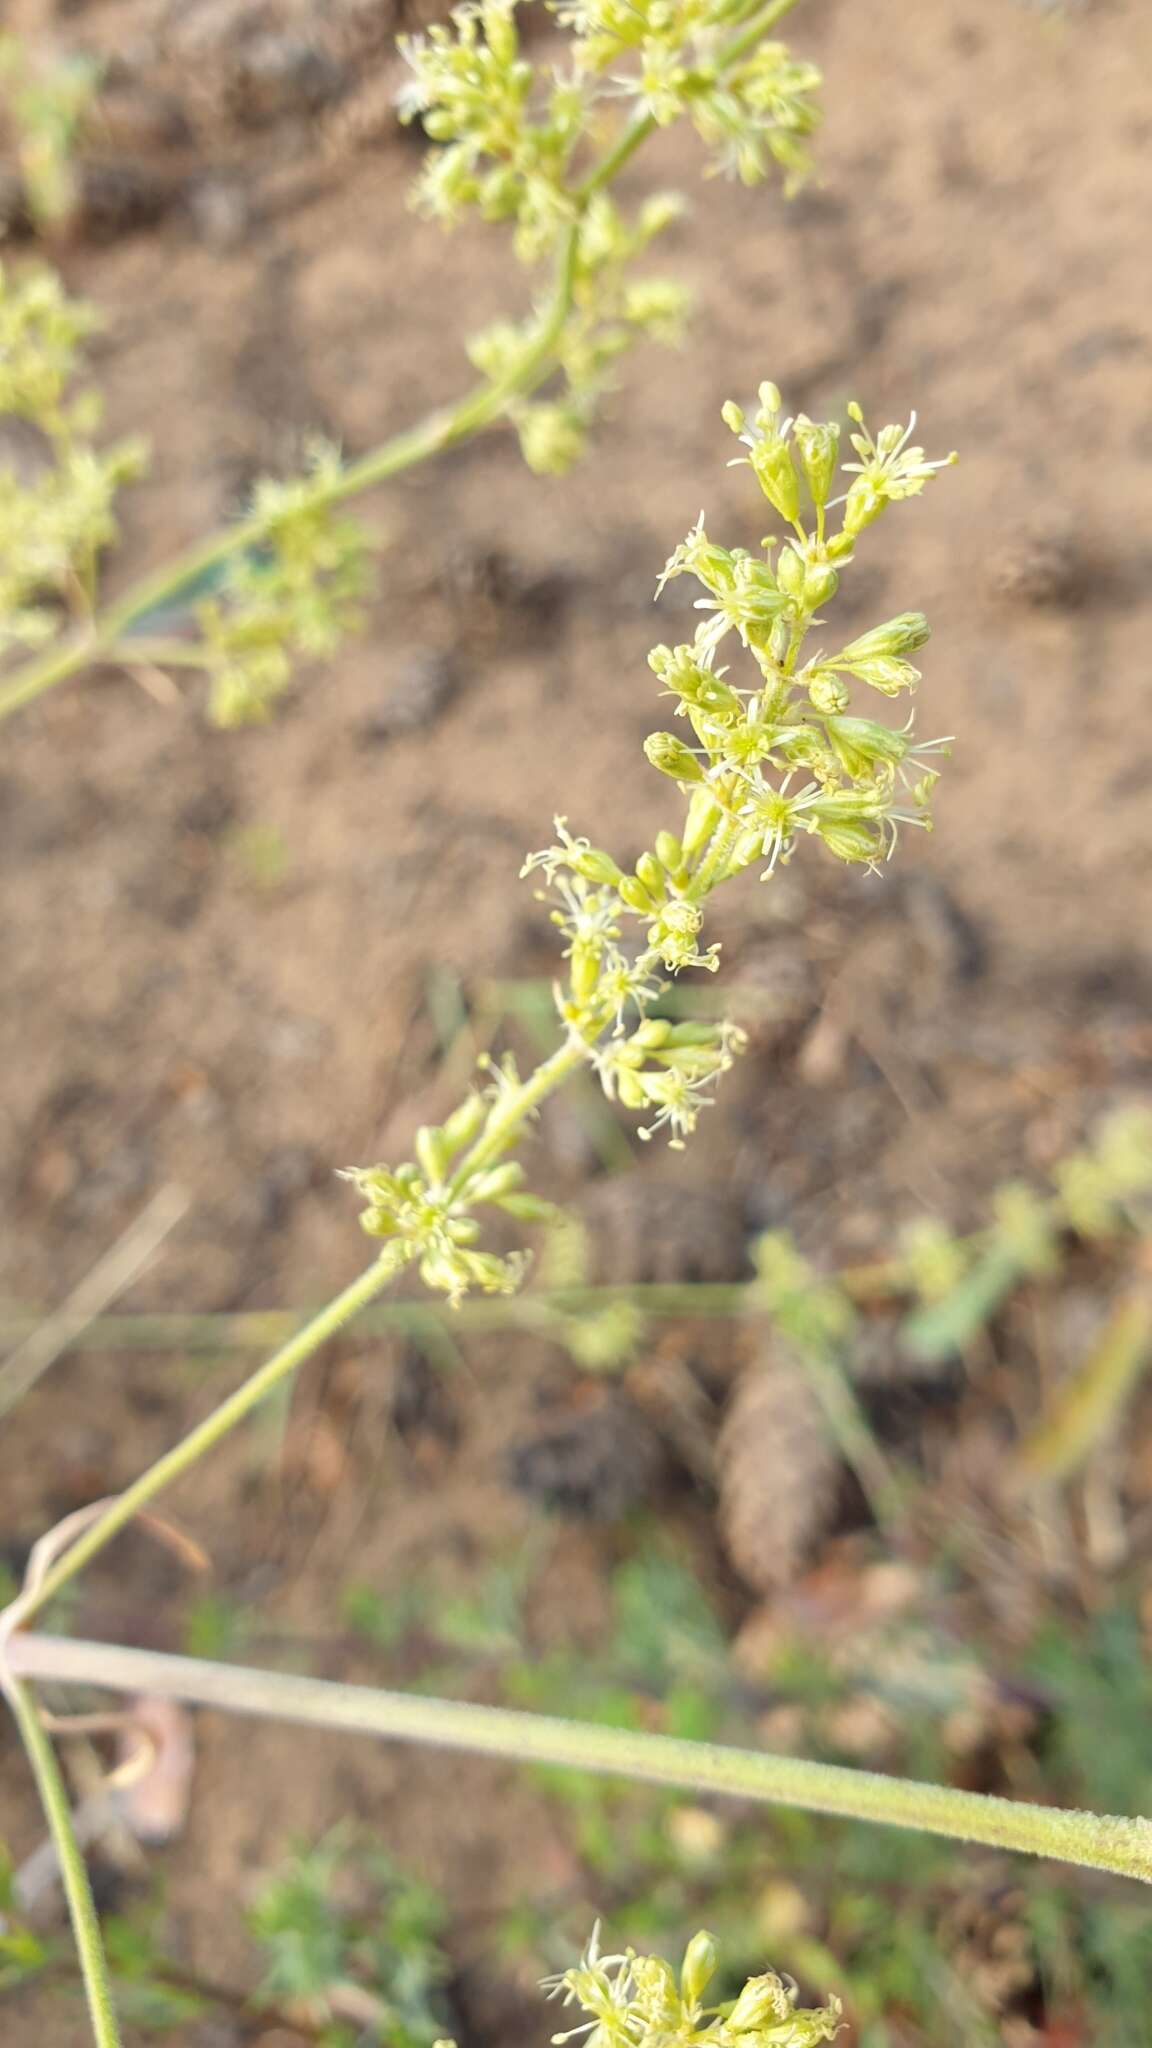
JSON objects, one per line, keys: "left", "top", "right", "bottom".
{"left": 841, "top": 654, "right": 921, "bottom": 695}
{"left": 415, "top": 1124, "right": 451, "bottom": 1185}
{"left": 775, "top": 545, "right": 806, "bottom": 601}
{"left": 360, "top": 1208, "right": 400, "bottom": 1239}
{"left": 465, "top": 1250, "right": 522, "bottom": 1293}
{"left": 633, "top": 1018, "right": 673, "bottom": 1049}
{"left": 635, "top": 851, "right": 665, "bottom": 897}
{"left": 481, "top": 0, "right": 518, "bottom": 65}
{"left": 447, "top": 1216, "right": 481, "bottom": 1243}
{"left": 748, "top": 436, "right": 801, "bottom": 525}
{"left": 655, "top": 830, "right": 684, "bottom": 872}
{"left": 807, "top": 668, "right": 850, "bottom": 716}
{"left": 518, "top": 404, "right": 584, "bottom": 477}
{"left": 728, "top": 827, "right": 763, "bottom": 872}
{"left": 679, "top": 1930, "right": 719, "bottom": 2008}
{"left": 792, "top": 414, "right": 840, "bottom": 510}
{"left": 616, "top": 1068, "right": 648, "bottom": 1110}
{"left": 727, "top": 1971, "right": 794, "bottom": 2031}
{"left": 570, "top": 940, "right": 600, "bottom": 1005}
{"left": 644, "top": 732, "right": 704, "bottom": 783}
{"left": 493, "top": 1190, "right": 558, "bottom": 1221}
{"left": 842, "top": 474, "right": 885, "bottom": 536}
{"left": 778, "top": 545, "right": 838, "bottom": 611}
{"left": 802, "top": 558, "right": 839, "bottom": 608}
{"left": 839, "top": 612, "right": 930, "bottom": 660}
{"left": 571, "top": 845, "right": 623, "bottom": 885}
{"left": 467, "top": 1161, "right": 526, "bottom": 1204}
{"left": 614, "top": 876, "right": 651, "bottom": 917}
{"left": 681, "top": 787, "right": 721, "bottom": 858}
{"left": 817, "top": 819, "right": 882, "bottom": 864}
{"left": 619, "top": 876, "right": 658, "bottom": 914}
{"left": 823, "top": 713, "right": 907, "bottom": 778}
{"left": 665, "top": 1020, "right": 723, "bottom": 1046}
{"left": 441, "top": 1093, "right": 488, "bottom": 1153}
{"left": 638, "top": 192, "right": 686, "bottom": 239}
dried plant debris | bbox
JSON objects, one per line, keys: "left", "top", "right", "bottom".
{"left": 718, "top": 1336, "right": 842, "bottom": 1591}
{"left": 937, "top": 1865, "right": 1039, "bottom": 2020}
{"left": 987, "top": 520, "right": 1086, "bottom": 609}
{"left": 506, "top": 1386, "right": 667, "bottom": 1521}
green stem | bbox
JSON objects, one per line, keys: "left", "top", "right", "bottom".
{"left": 11, "top": 1633, "right": 1152, "bottom": 1886}
{"left": 0, "top": 1281, "right": 759, "bottom": 1358}
{"left": 0, "top": 0, "right": 802, "bottom": 729}
{"left": 709, "top": 0, "right": 801, "bottom": 69}
{"left": 0, "top": 229, "right": 581, "bottom": 725}
{"left": 686, "top": 817, "right": 743, "bottom": 900}
{"left": 3, "top": 1675, "right": 122, "bottom": 2048}
{"left": 448, "top": 1035, "right": 591, "bottom": 1196}
{"left": 12, "top": 1253, "right": 405, "bottom": 1627}
{"left": 574, "top": 0, "right": 801, "bottom": 202}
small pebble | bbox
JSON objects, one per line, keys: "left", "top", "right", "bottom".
{"left": 988, "top": 524, "right": 1085, "bottom": 609}
{"left": 187, "top": 171, "right": 254, "bottom": 249}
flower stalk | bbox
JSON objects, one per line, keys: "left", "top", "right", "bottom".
{"left": 0, "top": 0, "right": 816, "bottom": 728}
{"left": 11, "top": 1633, "right": 1152, "bottom": 1888}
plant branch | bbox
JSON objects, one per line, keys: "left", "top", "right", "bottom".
{"left": 2, "top": 1675, "right": 123, "bottom": 2048}
{"left": 0, "top": 0, "right": 803, "bottom": 729}
{"left": 0, "top": 1281, "right": 759, "bottom": 1357}
{"left": 11, "top": 1633, "right": 1152, "bottom": 1887}
{"left": 7, "top": 1253, "right": 405, "bottom": 1629}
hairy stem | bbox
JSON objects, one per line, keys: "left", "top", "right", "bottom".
{"left": 11, "top": 1633, "right": 1152, "bottom": 1887}
{"left": 448, "top": 1035, "right": 590, "bottom": 1195}
{"left": 3, "top": 1675, "right": 123, "bottom": 2048}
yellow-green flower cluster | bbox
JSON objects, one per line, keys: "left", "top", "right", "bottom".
{"left": 399, "top": 0, "right": 821, "bottom": 471}
{"left": 344, "top": 1072, "right": 556, "bottom": 1306}
{"left": 399, "top": 0, "right": 584, "bottom": 257}
{"left": 558, "top": 0, "right": 820, "bottom": 185}
{"left": 347, "top": 384, "right": 952, "bottom": 1301}
{"left": 197, "top": 443, "right": 371, "bottom": 726}
{"left": 544, "top": 1925, "right": 842, "bottom": 2048}
{"left": 0, "top": 262, "right": 146, "bottom": 655}
{"left": 642, "top": 382, "right": 956, "bottom": 875}
{"left": 470, "top": 192, "right": 692, "bottom": 474}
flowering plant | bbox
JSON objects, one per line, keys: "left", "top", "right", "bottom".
{"left": 0, "top": 0, "right": 818, "bottom": 726}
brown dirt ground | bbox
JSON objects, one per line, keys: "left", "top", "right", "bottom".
{"left": 2, "top": 0, "right": 1152, "bottom": 2041}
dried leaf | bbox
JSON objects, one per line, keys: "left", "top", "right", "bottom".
{"left": 116, "top": 1696, "right": 196, "bottom": 1845}
{"left": 718, "top": 1340, "right": 841, "bottom": 1591}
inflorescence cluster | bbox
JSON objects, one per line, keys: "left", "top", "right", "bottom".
{"left": 540, "top": 1925, "right": 842, "bottom": 2048}
{"left": 0, "top": 0, "right": 820, "bottom": 723}
{"left": 400, "top": 0, "right": 821, "bottom": 473}
{"left": 0, "top": 262, "right": 145, "bottom": 658}
{"left": 346, "top": 383, "right": 954, "bottom": 1302}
